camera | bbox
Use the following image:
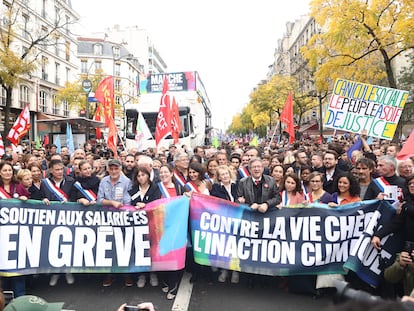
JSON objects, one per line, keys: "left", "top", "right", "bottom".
{"left": 404, "top": 241, "right": 414, "bottom": 260}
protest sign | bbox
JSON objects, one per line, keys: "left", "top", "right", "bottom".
{"left": 324, "top": 79, "right": 409, "bottom": 140}
{"left": 190, "top": 193, "right": 400, "bottom": 286}
{"left": 0, "top": 196, "right": 189, "bottom": 276}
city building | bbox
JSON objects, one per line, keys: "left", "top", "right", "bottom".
{"left": 94, "top": 25, "right": 168, "bottom": 74}
{"left": 0, "top": 0, "right": 79, "bottom": 141}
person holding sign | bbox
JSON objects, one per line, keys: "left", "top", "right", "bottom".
{"left": 363, "top": 155, "right": 406, "bottom": 203}
{"left": 74, "top": 160, "right": 100, "bottom": 206}
{"left": 129, "top": 167, "right": 161, "bottom": 289}
{"left": 237, "top": 157, "right": 281, "bottom": 213}
{"left": 211, "top": 165, "right": 240, "bottom": 283}
{"left": 277, "top": 173, "right": 306, "bottom": 208}
{"left": 40, "top": 159, "right": 87, "bottom": 287}
{"left": 307, "top": 171, "right": 333, "bottom": 203}
{"left": 328, "top": 172, "right": 361, "bottom": 207}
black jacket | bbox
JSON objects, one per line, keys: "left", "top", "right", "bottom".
{"left": 211, "top": 183, "right": 238, "bottom": 202}
{"left": 129, "top": 183, "right": 161, "bottom": 206}
{"left": 363, "top": 174, "right": 407, "bottom": 200}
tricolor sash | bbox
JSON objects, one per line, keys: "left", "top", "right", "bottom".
{"left": 185, "top": 181, "right": 201, "bottom": 193}
{"left": 0, "top": 187, "right": 12, "bottom": 199}
{"left": 238, "top": 166, "right": 250, "bottom": 178}
{"left": 373, "top": 176, "right": 389, "bottom": 192}
{"left": 204, "top": 173, "right": 214, "bottom": 183}
{"left": 43, "top": 178, "right": 68, "bottom": 202}
{"left": 158, "top": 182, "right": 170, "bottom": 198}
{"left": 174, "top": 171, "right": 187, "bottom": 187}
{"left": 281, "top": 190, "right": 289, "bottom": 206}
{"left": 73, "top": 181, "right": 97, "bottom": 202}
{"left": 301, "top": 181, "right": 309, "bottom": 201}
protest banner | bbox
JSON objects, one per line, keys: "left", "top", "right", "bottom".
{"left": 324, "top": 78, "right": 409, "bottom": 140}
{"left": 0, "top": 196, "right": 189, "bottom": 276}
{"left": 189, "top": 193, "right": 400, "bottom": 287}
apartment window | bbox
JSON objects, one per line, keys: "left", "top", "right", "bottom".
{"left": 19, "top": 85, "right": 30, "bottom": 108}
{"left": 112, "top": 46, "right": 120, "bottom": 59}
{"left": 115, "top": 95, "right": 121, "bottom": 106}
{"left": 81, "top": 60, "right": 88, "bottom": 74}
{"left": 55, "top": 62, "right": 60, "bottom": 85}
{"left": 1, "top": 87, "right": 6, "bottom": 106}
{"left": 65, "top": 15, "right": 70, "bottom": 35}
{"left": 115, "top": 79, "right": 121, "bottom": 92}
{"left": 22, "top": 14, "right": 29, "bottom": 39}
{"left": 41, "top": 56, "right": 48, "bottom": 80}
{"left": 94, "top": 61, "right": 102, "bottom": 71}
{"left": 39, "top": 91, "right": 47, "bottom": 112}
{"left": 53, "top": 95, "right": 59, "bottom": 114}
{"left": 55, "top": 37, "right": 60, "bottom": 56}
{"left": 93, "top": 44, "right": 103, "bottom": 56}
{"left": 114, "top": 63, "right": 121, "bottom": 76}
{"left": 41, "top": 0, "right": 46, "bottom": 18}
{"left": 65, "top": 67, "right": 70, "bottom": 84}
{"left": 54, "top": 6, "right": 60, "bottom": 25}
{"left": 65, "top": 41, "right": 70, "bottom": 61}
{"left": 63, "top": 100, "right": 69, "bottom": 116}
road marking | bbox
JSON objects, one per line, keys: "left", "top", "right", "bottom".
{"left": 171, "top": 272, "right": 193, "bottom": 311}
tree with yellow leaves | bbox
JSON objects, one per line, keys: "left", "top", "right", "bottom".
{"left": 304, "top": 0, "right": 414, "bottom": 93}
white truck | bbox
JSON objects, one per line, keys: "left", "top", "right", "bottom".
{"left": 125, "top": 71, "right": 212, "bottom": 150}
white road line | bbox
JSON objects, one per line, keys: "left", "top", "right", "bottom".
{"left": 171, "top": 272, "right": 193, "bottom": 311}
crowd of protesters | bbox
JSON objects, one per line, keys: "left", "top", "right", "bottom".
{"left": 1, "top": 131, "right": 414, "bottom": 303}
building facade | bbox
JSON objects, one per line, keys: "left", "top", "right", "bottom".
{"left": 0, "top": 0, "right": 79, "bottom": 140}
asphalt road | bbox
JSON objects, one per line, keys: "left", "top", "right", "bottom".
{"left": 25, "top": 271, "right": 335, "bottom": 311}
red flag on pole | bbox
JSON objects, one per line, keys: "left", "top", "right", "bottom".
{"left": 397, "top": 131, "right": 414, "bottom": 160}
{"left": 171, "top": 96, "right": 182, "bottom": 144}
{"left": 6, "top": 104, "right": 31, "bottom": 146}
{"left": 107, "top": 118, "right": 118, "bottom": 158}
{"left": 94, "top": 104, "right": 102, "bottom": 140}
{"left": 155, "top": 75, "right": 171, "bottom": 145}
{"left": 95, "top": 76, "right": 114, "bottom": 127}
{"left": 279, "top": 91, "right": 295, "bottom": 144}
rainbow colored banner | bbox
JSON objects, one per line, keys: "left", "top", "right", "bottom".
{"left": 189, "top": 193, "right": 400, "bottom": 286}
{"left": 0, "top": 197, "right": 190, "bottom": 276}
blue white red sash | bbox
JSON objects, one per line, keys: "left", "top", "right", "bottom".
{"left": 281, "top": 190, "right": 289, "bottom": 206}
{"left": 238, "top": 166, "right": 250, "bottom": 178}
{"left": 174, "top": 171, "right": 187, "bottom": 187}
{"left": 301, "top": 181, "right": 309, "bottom": 201}
{"left": 158, "top": 182, "right": 170, "bottom": 198}
{"left": 373, "top": 176, "right": 389, "bottom": 192}
{"left": 0, "top": 187, "right": 12, "bottom": 199}
{"left": 204, "top": 173, "right": 214, "bottom": 183}
{"left": 43, "top": 178, "right": 68, "bottom": 202}
{"left": 185, "top": 181, "right": 201, "bottom": 193}
{"left": 73, "top": 181, "right": 97, "bottom": 202}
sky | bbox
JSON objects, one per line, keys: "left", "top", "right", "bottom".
{"left": 71, "top": 0, "right": 311, "bottom": 131}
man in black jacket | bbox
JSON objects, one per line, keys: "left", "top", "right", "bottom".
{"left": 322, "top": 150, "right": 345, "bottom": 194}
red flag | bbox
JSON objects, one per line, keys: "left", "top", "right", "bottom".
{"left": 6, "top": 104, "right": 31, "bottom": 146}
{"left": 95, "top": 76, "right": 114, "bottom": 127}
{"left": 171, "top": 96, "right": 182, "bottom": 143}
{"left": 155, "top": 75, "right": 171, "bottom": 145}
{"left": 0, "top": 134, "right": 4, "bottom": 156}
{"left": 397, "top": 131, "right": 414, "bottom": 160}
{"left": 279, "top": 91, "right": 295, "bottom": 144}
{"left": 43, "top": 135, "right": 49, "bottom": 147}
{"left": 94, "top": 104, "right": 102, "bottom": 140}
{"left": 107, "top": 118, "right": 118, "bottom": 158}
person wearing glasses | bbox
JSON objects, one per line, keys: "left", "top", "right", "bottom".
{"left": 307, "top": 171, "right": 333, "bottom": 204}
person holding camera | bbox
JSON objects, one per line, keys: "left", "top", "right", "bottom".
{"left": 384, "top": 248, "right": 414, "bottom": 297}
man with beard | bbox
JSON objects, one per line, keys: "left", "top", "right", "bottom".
{"left": 123, "top": 154, "right": 136, "bottom": 180}
{"left": 322, "top": 150, "right": 345, "bottom": 194}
